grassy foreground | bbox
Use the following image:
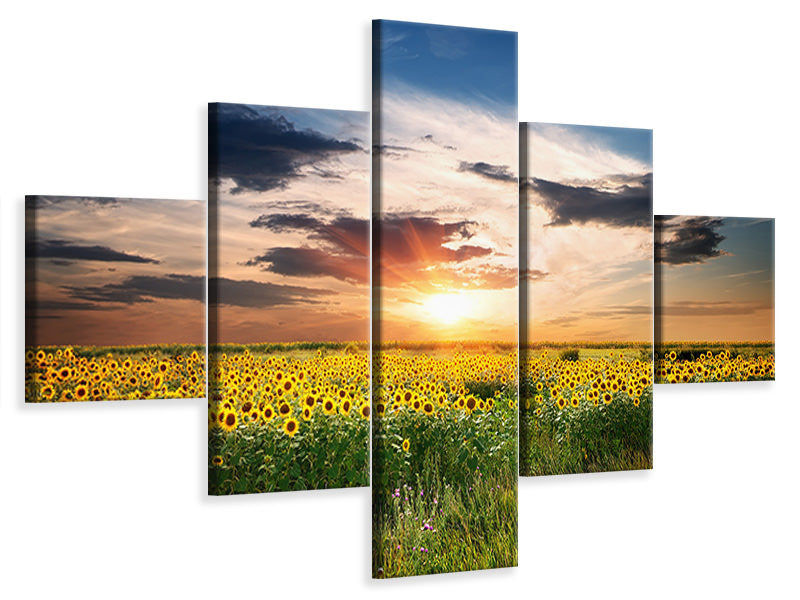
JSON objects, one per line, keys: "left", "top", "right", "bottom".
{"left": 372, "top": 345, "right": 518, "bottom": 578}
{"left": 519, "top": 345, "right": 653, "bottom": 476}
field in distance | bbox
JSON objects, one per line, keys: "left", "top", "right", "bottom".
{"left": 520, "top": 342, "right": 653, "bottom": 476}
{"left": 25, "top": 344, "right": 205, "bottom": 402}
{"left": 655, "top": 341, "right": 774, "bottom": 383}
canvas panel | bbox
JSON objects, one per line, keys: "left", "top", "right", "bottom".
{"left": 207, "top": 103, "right": 370, "bottom": 495}
{"left": 655, "top": 215, "right": 775, "bottom": 383}
{"left": 24, "top": 195, "right": 205, "bottom": 403}
{"left": 519, "top": 123, "right": 654, "bottom": 476}
{"left": 372, "top": 20, "right": 519, "bottom": 578}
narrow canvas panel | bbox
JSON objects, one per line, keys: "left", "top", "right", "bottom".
{"left": 372, "top": 20, "right": 518, "bottom": 578}
{"left": 655, "top": 215, "right": 775, "bottom": 383}
{"left": 208, "top": 103, "right": 370, "bottom": 495}
{"left": 25, "top": 195, "right": 205, "bottom": 402}
{"left": 519, "top": 124, "right": 654, "bottom": 476}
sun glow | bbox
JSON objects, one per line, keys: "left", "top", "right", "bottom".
{"left": 423, "top": 293, "right": 472, "bottom": 325}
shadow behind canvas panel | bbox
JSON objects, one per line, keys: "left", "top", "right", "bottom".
{"left": 208, "top": 103, "right": 370, "bottom": 495}
{"left": 25, "top": 195, "right": 205, "bottom": 403}
{"left": 519, "top": 123, "right": 654, "bottom": 476}
{"left": 655, "top": 216, "right": 775, "bottom": 383}
{"left": 372, "top": 20, "right": 518, "bottom": 578}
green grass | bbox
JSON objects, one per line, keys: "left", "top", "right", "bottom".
{"left": 520, "top": 390, "right": 652, "bottom": 476}
{"left": 519, "top": 344, "right": 653, "bottom": 476}
{"left": 207, "top": 346, "right": 369, "bottom": 495}
{"left": 372, "top": 470, "right": 517, "bottom": 578}
{"left": 372, "top": 357, "right": 517, "bottom": 578}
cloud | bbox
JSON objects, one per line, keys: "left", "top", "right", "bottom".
{"left": 27, "top": 239, "right": 160, "bottom": 264}
{"left": 249, "top": 213, "right": 368, "bottom": 256}
{"left": 25, "top": 299, "right": 115, "bottom": 316}
{"left": 244, "top": 247, "right": 367, "bottom": 284}
{"left": 210, "top": 103, "right": 364, "bottom": 194}
{"left": 65, "top": 274, "right": 203, "bottom": 304}
{"left": 378, "top": 215, "right": 490, "bottom": 265}
{"left": 457, "top": 161, "right": 516, "bottom": 183}
{"left": 247, "top": 213, "right": 368, "bottom": 284}
{"left": 209, "top": 277, "right": 334, "bottom": 308}
{"left": 522, "top": 269, "right": 549, "bottom": 282}
{"left": 659, "top": 300, "right": 769, "bottom": 316}
{"left": 530, "top": 173, "right": 653, "bottom": 228}
{"left": 373, "top": 215, "right": 515, "bottom": 290}
{"left": 655, "top": 216, "right": 728, "bottom": 265}
{"left": 26, "top": 196, "right": 118, "bottom": 209}
{"left": 543, "top": 304, "right": 651, "bottom": 326}
{"left": 420, "top": 134, "right": 457, "bottom": 150}
{"left": 374, "top": 143, "right": 420, "bottom": 159}
{"left": 426, "top": 27, "right": 469, "bottom": 59}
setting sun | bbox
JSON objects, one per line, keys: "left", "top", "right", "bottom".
{"left": 424, "top": 293, "right": 472, "bottom": 325}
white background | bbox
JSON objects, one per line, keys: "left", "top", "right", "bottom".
{"left": 1, "top": 1, "right": 798, "bottom": 598}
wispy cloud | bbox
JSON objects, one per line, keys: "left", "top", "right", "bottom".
{"left": 210, "top": 277, "right": 335, "bottom": 308}
{"left": 27, "top": 239, "right": 160, "bottom": 264}
{"left": 65, "top": 273, "right": 203, "bottom": 304}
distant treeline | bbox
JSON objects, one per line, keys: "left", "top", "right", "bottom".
{"left": 522, "top": 341, "right": 652, "bottom": 350}
{"left": 27, "top": 343, "right": 205, "bottom": 358}
{"left": 210, "top": 341, "right": 369, "bottom": 354}
{"left": 375, "top": 340, "right": 517, "bottom": 352}
{"left": 655, "top": 341, "right": 774, "bottom": 362}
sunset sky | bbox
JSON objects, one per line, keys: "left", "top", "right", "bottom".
{"left": 374, "top": 20, "right": 518, "bottom": 342}
{"left": 26, "top": 196, "right": 204, "bottom": 346}
{"left": 209, "top": 104, "right": 369, "bottom": 343}
{"left": 523, "top": 123, "right": 653, "bottom": 343}
{"left": 655, "top": 216, "right": 775, "bottom": 342}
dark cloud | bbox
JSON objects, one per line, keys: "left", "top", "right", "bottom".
{"left": 26, "top": 196, "right": 118, "bottom": 209}
{"left": 247, "top": 213, "right": 369, "bottom": 285}
{"left": 26, "top": 299, "right": 114, "bottom": 313}
{"left": 250, "top": 213, "right": 368, "bottom": 257}
{"left": 530, "top": 173, "right": 653, "bottom": 228}
{"left": 210, "top": 103, "right": 364, "bottom": 194}
{"left": 421, "top": 134, "right": 457, "bottom": 150}
{"left": 209, "top": 277, "right": 334, "bottom": 308}
{"left": 247, "top": 199, "right": 349, "bottom": 217}
{"left": 27, "top": 239, "right": 160, "bottom": 264}
{"left": 522, "top": 269, "right": 549, "bottom": 282}
{"left": 655, "top": 216, "right": 727, "bottom": 265}
{"left": 49, "top": 259, "right": 74, "bottom": 267}
{"left": 378, "top": 215, "right": 489, "bottom": 266}
{"left": 457, "top": 161, "right": 516, "bottom": 183}
{"left": 244, "top": 247, "right": 368, "bottom": 284}
{"left": 375, "top": 215, "right": 510, "bottom": 290}
{"left": 65, "top": 274, "right": 203, "bottom": 305}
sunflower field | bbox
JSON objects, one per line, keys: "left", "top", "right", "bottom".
{"left": 208, "top": 345, "right": 370, "bottom": 495}
{"left": 655, "top": 343, "right": 775, "bottom": 383}
{"left": 519, "top": 346, "right": 653, "bottom": 476}
{"left": 372, "top": 346, "right": 518, "bottom": 578}
{"left": 25, "top": 345, "right": 205, "bottom": 402}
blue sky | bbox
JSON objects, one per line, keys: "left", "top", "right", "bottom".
{"left": 375, "top": 20, "right": 517, "bottom": 110}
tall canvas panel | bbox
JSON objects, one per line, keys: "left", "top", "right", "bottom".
{"left": 25, "top": 195, "right": 205, "bottom": 402}
{"left": 208, "top": 103, "right": 370, "bottom": 494}
{"left": 655, "top": 216, "right": 775, "bottom": 383}
{"left": 519, "top": 124, "right": 654, "bottom": 476}
{"left": 372, "top": 20, "right": 518, "bottom": 577}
